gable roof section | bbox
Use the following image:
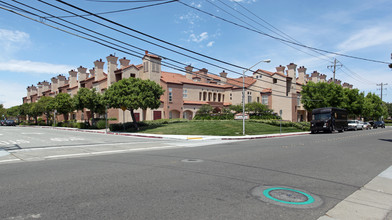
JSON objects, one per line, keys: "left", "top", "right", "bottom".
{"left": 255, "top": 69, "right": 287, "bottom": 78}
{"left": 161, "top": 71, "right": 231, "bottom": 88}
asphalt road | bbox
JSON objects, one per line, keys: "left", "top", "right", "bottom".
{"left": 0, "top": 126, "right": 391, "bottom": 219}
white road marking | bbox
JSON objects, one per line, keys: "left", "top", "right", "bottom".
{"left": 0, "top": 159, "right": 21, "bottom": 163}
{"left": 0, "top": 140, "right": 30, "bottom": 145}
{"left": 0, "top": 149, "right": 10, "bottom": 157}
{"left": 50, "top": 137, "right": 84, "bottom": 142}
{"left": 43, "top": 145, "right": 180, "bottom": 159}
{"left": 8, "top": 141, "right": 161, "bottom": 152}
{"left": 21, "top": 132, "right": 44, "bottom": 135}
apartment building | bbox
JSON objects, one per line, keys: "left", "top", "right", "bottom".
{"left": 23, "top": 52, "right": 353, "bottom": 122}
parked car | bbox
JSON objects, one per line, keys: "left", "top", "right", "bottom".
{"left": 373, "top": 121, "right": 385, "bottom": 129}
{"left": 347, "top": 120, "right": 363, "bottom": 131}
{"left": 5, "top": 120, "right": 16, "bottom": 126}
{"left": 363, "top": 122, "right": 372, "bottom": 130}
{"left": 0, "top": 120, "right": 5, "bottom": 126}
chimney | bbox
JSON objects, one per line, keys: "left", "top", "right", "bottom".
{"left": 37, "top": 82, "right": 43, "bottom": 96}
{"left": 219, "top": 70, "right": 228, "bottom": 83}
{"left": 77, "top": 66, "right": 88, "bottom": 88}
{"left": 336, "top": 79, "right": 341, "bottom": 85}
{"left": 286, "top": 63, "right": 297, "bottom": 79}
{"left": 107, "top": 54, "right": 118, "bottom": 87}
{"left": 94, "top": 59, "right": 105, "bottom": 81}
{"left": 57, "top": 74, "right": 66, "bottom": 88}
{"left": 311, "top": 71, "right": 320, "bottom": 83}
{"left": 51, "top": 77, "right": 58, "bottom": 92}
{"left": 276, "top": 65, "right": 285, "bottom": 74}
{"left": 319, "top": 74, "right": 327, "bottom": 82}
{"left": 119, "top": 57, "right": 130, "bottom": 69}
{"left": 89, "top": 68, "right": 95, "bottom": 78}
{"left": 27, "top": 86, "right": 31, "bottom": 98}
{"left": 185, "top": 65, "right": 193, "bottom": 80}
{"left": 30, "top": 85, "right": 38, "bottom": 96}
{"left": 348, "top": 84, "right": 353, "bottom": 89}
{"left": 199, "top": 68, "right": 208, "bottom": 83}
{"left": 342, "top": 82, "right": 349, "bottom": 88}
{"left": 297, "top": 66, "right": 307, "bottom": 85}
{"left": 42, "top": 81, "right": 50, "bottom": 92}
{"left": 69, "top": 69, "right": 78, "bottom": 88}
{"left": 327, "top": 78, "right": 333, "bottom": 84}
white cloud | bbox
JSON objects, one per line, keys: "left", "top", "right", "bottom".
{"left": 337, "top": 27, "right": 392, "bottom": 52}
{"left": 0, "top": 60, "right": 74, "bottom": 74}
{"left": 0, "top": 80, "right": 26, "bottom": 108}
{"left": 189, "top": 32, "right": 209, "bottom": 43}
{"left": 207, "top": 41, "right": 214, "bottom": 47}
{"left": 0, "top": 29, "right": 30, "bottom": 58}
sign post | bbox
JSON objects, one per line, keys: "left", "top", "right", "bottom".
{"left": 279, "top": 110, "right": 282, "bottom": 135}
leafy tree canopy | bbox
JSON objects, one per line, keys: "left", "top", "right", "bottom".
{"left": 104, "top": 78, "right": 164, "bottom": 130}
{"left": 301, "top": 81, "right": 344, "bottom": 111}
{"left": 53, "top": 93, "right": 74, "bottom": 116}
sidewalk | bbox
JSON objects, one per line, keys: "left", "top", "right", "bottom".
{"left": 27, "top": 125, "right": 310, "bottom": 140}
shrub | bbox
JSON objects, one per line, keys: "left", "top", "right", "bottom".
{"left": 96, "top": 120, "right": 107, "bottom": 129}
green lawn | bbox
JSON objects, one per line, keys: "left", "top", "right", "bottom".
{"left": 136, "top": 120, "right": 303, "bottom": 136}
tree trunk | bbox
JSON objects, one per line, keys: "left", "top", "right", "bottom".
{"left": 129, "top": 108, "right": 139, "bottom": 131}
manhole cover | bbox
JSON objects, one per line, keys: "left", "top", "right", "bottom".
{"left": 251, "top": 186, "right": 323, "bottom": 208}
{"left": 181, "top": 159, "right": 203, "bottom": 163}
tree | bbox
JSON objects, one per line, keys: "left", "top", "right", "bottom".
{"left": 53, "top": 93, "right": 74, "bottom": 121}
{"left": 104, "top": 78, "right": 164, "bottom": 130}
{"left": 36, "top": 96, "right": 55, "bottom": 125}
{"left": 301, "top": 81, "right": 344, "bottom": 111}
{"left": 74, "top": 88, "right": 105, "bottom": 125}
{"left": 340, "top": 88, "right": 364, "bottom": 117}
{"left": 229, "top": 104, "right": 243, "bottom": 113}
{"left": 196, "top": 104, "right": 213, "bottom": 115}
{"left": 386, "top": 102, "right": 392, "bottom": 118}
{"left": 29, "top": 102, "right": 43, "bottom": 124}
{"left": 6, "top": 105, "right": 21, "bottom": 123}
{"left": 19, "top": 103, "right": 31, "bottom": 122}
{"left": 363, "top": 93, "right": 388, "bottom": 120}
{"left": 0, "top": 104, "right": 6, "bottom": 120}
{"left": 245, "top": 102, "right": 273, "bottom": 115}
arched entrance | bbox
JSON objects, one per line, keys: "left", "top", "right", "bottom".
{"left": 183, "top": 110, "right": 193, "bottom": 120}
{"left": 169, "top": 110, "right": 181, "bottom": 119}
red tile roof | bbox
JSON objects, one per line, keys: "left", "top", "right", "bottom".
{"left": 115, "top": 64, "right": 142, "bottom": 72}
{"left": 255, "top": 69, "right": 287, "bottom": 78}
{"left": 261, "top": 88, "right": 272, "bottom": 93}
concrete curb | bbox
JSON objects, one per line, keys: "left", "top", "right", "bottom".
{"left": 17, "top": 125, "right": 309, "bottom": 140}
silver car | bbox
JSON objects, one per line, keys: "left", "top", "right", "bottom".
{"left": 347, "top": 120, "right": 363, "bottom": 131}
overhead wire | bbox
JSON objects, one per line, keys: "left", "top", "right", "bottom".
{"left": 30, "top": 0, "right": 318, "bottom": 90}
{"left": 204, "top": 0, "right": 377, "bottom": 85}
{"left": 43, "top": 0, "right": 177, "bottom": 19}
{"left": 178, "top": 0, "right": 390, "bottom": 65}
{"left": 0, "top": 2, "right": 322, "bottom": 102}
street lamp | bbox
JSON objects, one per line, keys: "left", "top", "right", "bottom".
{"left": 243, "top": 59, "right": 271, "bottom": 135}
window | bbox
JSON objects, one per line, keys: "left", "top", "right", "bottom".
{"left": 262, "top": 95, "right": 268, "bottom": 105}
{"left": 297, "top": 95, "right": 301, "bottom": 106}
{"left": 199, "top": 92, "right": 202, "bottom": 100}
{"left": 230, "top": 93, "right": 232, "bottom": 100}
{"left": 183, "top": 89, "right": 187, "bottom": 98}
{"left": 256, "top": 74, "right": 262, "bottom": 79}
{"left": 130, "top": 74, "right": 135, "bottom": 78}
{"left": 273, "top": 78, "right": 277, "bottom": 84}
{"left": 152, "top": 61, "right": 159, "bottom": 73}
{"left": 168, "top": 88, "right": 172, "bottom": 102}
{"left": 257, "top": 97, "right": 260, "bottom": 103}
{"left": 247, "top": 92, "right": 252, "bottom": 103}
{"left": 143, "top": 62, "right": 148, "bottom": 72}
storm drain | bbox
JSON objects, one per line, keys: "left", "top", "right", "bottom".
{"left": 251, "top": 186, "right": 323, "bottom": 208}
{"left": 181, "top": 159, "right": 204, "bottom": 163}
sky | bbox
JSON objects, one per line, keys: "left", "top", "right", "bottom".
{"left": 0, "top": 0, "right": 391, "bottom": 108}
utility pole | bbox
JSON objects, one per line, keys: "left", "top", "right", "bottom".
{"left": 376, "top": 83, "right": 388, "bottom": 101}
{"left": 327, "top": 58, "right": 343, "bottom": 83}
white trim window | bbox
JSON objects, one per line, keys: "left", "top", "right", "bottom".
{"left": 262, "top": 95, "right": 268, "bottom": 105}
{"left": 247, "top": 91, "right": 252, "bottom": 103}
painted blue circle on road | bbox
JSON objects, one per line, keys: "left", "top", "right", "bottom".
{"left": 263, "top": 187, "right": 315, "bottom": 205}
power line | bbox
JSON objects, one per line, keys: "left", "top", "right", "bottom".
{"left": 178, "top": 1, "right": 390, "bottom": 65}
{"left": 0, "top": 3, "right": 322, "bottom": 102}
{"left": 43, "top": 0, "right": 177, "bottom": 18}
